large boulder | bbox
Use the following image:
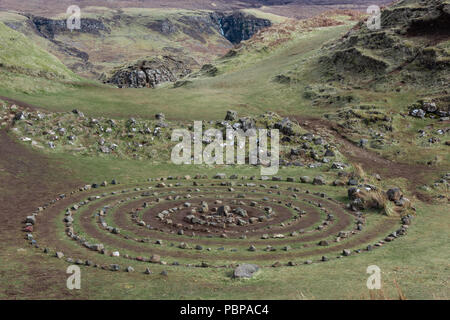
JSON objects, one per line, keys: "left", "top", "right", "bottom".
{"left": 313, "top": 176, "right": 326, "bottom": 185}
{"left": 274, "top": 118, "right": 296, "bottom": 136}
{"left": 386, "top": 188, "right": 403, "bottom": 201}
{"left": 348, "top": 187, "right": 360, "bottom": 200}
{"left": 217, "top": 205, "right": 231, "bottom": 216}
{"left": 150, "top": 254, "right": 161, "bottom": 263}
{"left": 233, "top": 264, "right": 260, "bottom": 279}
{"left": 225, "top": 110, "right": 238, "bottom": 121}
{"left": 423, "top": 102, "right": 437, "bottom": 113}
{"left": 410, "top": 109, "right": 426, "bottom": 118}
{"left": 238, "top": 117, "right": 256, "bottom": 131}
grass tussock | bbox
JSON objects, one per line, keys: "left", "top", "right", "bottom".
{"left": 353, "top": 163, "right": 366, "bottom": 179}
{"left": 353, "top": 188, "right": 411, "bottom": 216}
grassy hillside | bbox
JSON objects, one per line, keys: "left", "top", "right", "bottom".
{"left": 0, "top": 21, "right": 79, "bottom": 78}
{"left": 0, "top": 21, "right": 85, "bottom": 93}
{"left": 0, "top": 16, "right": 354, "bottom": 117}
{"left": 0, "top": 7, "right": 236, "bottom": 79}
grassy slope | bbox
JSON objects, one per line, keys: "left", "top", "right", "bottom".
{"left": 0, "top": 22, "right": 73, "bottom": 78}
{"left": 0, "top": 23, "right": 354, "bottom": 119}
{"left": 0, "top": 20, "right": 87, "bottom": 94}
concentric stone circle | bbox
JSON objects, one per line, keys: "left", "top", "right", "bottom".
{"left": 22, "top": 174, "right": 410, "bottom": 273}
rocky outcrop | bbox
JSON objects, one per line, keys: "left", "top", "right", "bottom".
{"left": 146, "top": 18, "right": 178, "bottom": 35}
{"left": 147, "top": 15, "right": 219, "bottom": 43}
{"left": 211, "top": 11, "right": 271, "bottom": 44}
{"left": 146, "top": 11, "right": 271, "bottom": 45}
{"left": 27, "top": 15, "right": 110, "bottom": 39}
{"left": 381, "top": 0, "right": 450, "bottom": 36}
{"left": 408, "top": 100, "right": 449, "bottom": 119}
{"left": 326, "top": 47, "right": 388, "bottom": 75}
{"left": 318, "top": 0, "right": 450, "bottom": 85}
{"left": 105, "top": 56, "right": 194, "bottom": 88}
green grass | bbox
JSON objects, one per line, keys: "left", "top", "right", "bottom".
{"left": 1, "top": 148, "right": 448, "bottom": 299}
{"left": 0, "top": 22, "right": 79, "bottom": 81}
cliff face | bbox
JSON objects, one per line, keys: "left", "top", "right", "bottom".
{"left": 146, "top": 11, "right": 272, "bottom": 45}
{"left": 28, "top": 15, "right": 110, "bottom": 39}
{"left": 211, "top": 12, "right": 272, "bottom": 44}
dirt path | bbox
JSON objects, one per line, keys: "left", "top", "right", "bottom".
{"left": 0, "top": 96, "right": 45, "bottom": 112}
{"left": 33, "top": 184, "right": 396, "bottom": 263}
{"left": 0, "top": 129, "right": 81, "bottom": 298}
{"left": 290, "top": 116, "right": 440, "bottom": 201}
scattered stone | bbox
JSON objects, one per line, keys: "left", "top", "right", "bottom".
{"left": 26, "top": 216, "right": 36, "bottom": 225}
{"left": 225, "top": 110, "right": 238, "bottom": 121}
{"left": 313, "top": 176, "right": 326, "bottom": 185}
{"left": 359, "top": 139, "right": 368, "bottom": 147}
{"left": 150, "top": 255, "right": 161, "bottom": 263}
{"left": 272, "top": 261, "right": 282, "bottom": 268}
{"left": 110, "top": 264, "right": 120, "bottom": 271}
{"left": 318, "top": 240, "right": 329, "bottom": 246}
{"left": 300, "top": 176, "right": 311, "bottom": 183}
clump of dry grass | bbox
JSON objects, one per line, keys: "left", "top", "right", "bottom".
{"left": 353, "top": 163, "right": 366, "bottom": 179}
{"left": 383, "top": 200, "right": 397, "bottom": 217}
{"left": 349, "top": 163, "right": 414, "bottom": 216}
{"left": 359, "top": 189, "right": 385, "bottom": 208}
{"left": 350, "top": 187, "right": 412, "bottom": 216}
